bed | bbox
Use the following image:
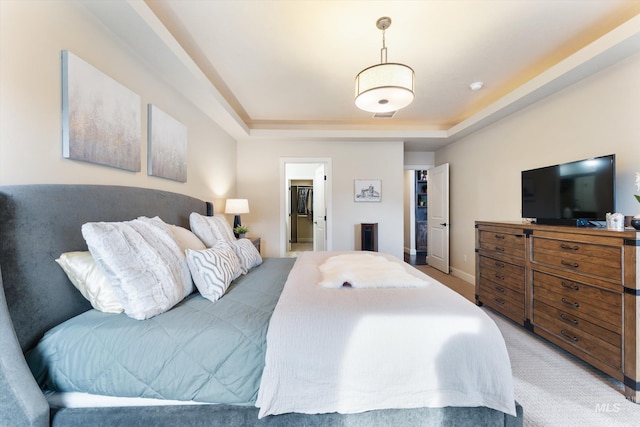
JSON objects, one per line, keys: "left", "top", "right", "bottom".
{"left": 0, "top": 184, "right": 523, "bottom": 426}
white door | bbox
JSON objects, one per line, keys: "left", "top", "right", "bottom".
{"left": 313, "top": 164, "right": 326, "bottom": 251}
{"left": 427, "top": 163, "right": 450, "bottom": 273}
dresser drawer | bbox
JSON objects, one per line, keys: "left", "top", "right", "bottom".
{"left": 478, "top": 255, "right": 524, "bottom": 293}
{"left": 478, "top": 279, "right": 525, "bottom": 322}
{"left": 479, "top": 277, "right": 524, "bottom": 306}
{"left": 532, "top": 271, "right": 621, "bottom": 331}
{"left": 533, "top": 300, "right": 620, "bottom": 348}
{"left": 531, "top": 237, "right": 622, "bottom": 282}
{"left": 478, "top": 230, "right": 525, "bottom": 259}
{"left": 533, "top": 301, "right": 621, "bottom": 370}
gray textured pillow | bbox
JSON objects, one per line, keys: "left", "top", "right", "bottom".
{"left": 189, "top": 212, "right": 235, "bottom": 247}
{"left": 231, "top": 238, "right": 262, "bottom": 274}
{"left": 81, "top": 216, "right": 193, "bottom": 320}
{"left": 210, "top": 215, "right": 236, "bottom": 242}
{"left": 186, "top": 241, "right": 242, "bottom": 303}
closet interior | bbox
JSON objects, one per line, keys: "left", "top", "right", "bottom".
{"left": 290, "top": 180, "right": 313, "bottom": 243}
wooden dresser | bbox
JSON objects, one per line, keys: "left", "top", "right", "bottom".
{"left": 475, "top": 221, "right": 640, "bottom": 402}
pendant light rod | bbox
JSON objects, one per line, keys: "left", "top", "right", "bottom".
{"left": 377, "top": 17, "right": 391, "bottom": 64}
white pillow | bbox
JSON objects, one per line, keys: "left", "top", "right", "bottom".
{"left": 209, "top": 216, "right": 236, "bottom": 242}
{"left": 189, "top": 212, "right": 235, "bottom": 247}
{"left": 210, "top": 215, "right": 236, "bottom": 242}
{"left": 82, "top": 216, "right": 193, "bottom": 320}
{"left": 186, "top": 241, "right": 242, "bottom": 303}
{"left": 55, "top": 251, "right": 124, "bottom": 313}
{"left": 231, "top": 238, "right": 262, "bottom": 274}
{"left": 167, "top": 224, "right": 206, "bottom": 253}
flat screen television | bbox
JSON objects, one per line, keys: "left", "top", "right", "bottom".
{"left": 521, "top": 154, "right": 615, "bottom": 226}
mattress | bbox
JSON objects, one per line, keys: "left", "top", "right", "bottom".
{"left": 27, "top": 258, "right": 295, "bottom": 405}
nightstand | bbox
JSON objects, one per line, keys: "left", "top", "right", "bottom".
{"left": 248, "top": 237, "right": 261, "bottom": 253}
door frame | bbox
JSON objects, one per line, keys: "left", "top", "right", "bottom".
{"left": 280, "top": 158, "right": 332, "bottom": 256}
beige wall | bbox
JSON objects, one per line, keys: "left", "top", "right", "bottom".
{"left": 0, "top": 1, "right": 237, "bottom": 210}
{"left": 436, "top": 52, "right": 640, "bottom": 280}
{"left": 237, "top": 140, "right": 405, "bottom": 258}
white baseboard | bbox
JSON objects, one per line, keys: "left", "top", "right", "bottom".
{"left": 450, "top": 267, "right": 475, "bottom": 286}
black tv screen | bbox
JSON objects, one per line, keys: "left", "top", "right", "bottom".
{"left": 521, "top": 154, "right": 615, "bottom": 225}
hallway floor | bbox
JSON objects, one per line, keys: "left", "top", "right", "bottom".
{"left": 403, "top": 252, "right": 427, "bottom": 265}
{"left": 286, "top": 242, "right": 313, "bottom": 257}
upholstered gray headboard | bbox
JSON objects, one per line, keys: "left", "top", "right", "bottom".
{"left": 0, "top": 185, "right": 211, "bottom": 426}
{"left": 0, "top": 184, "right": 210, "bottom": 353}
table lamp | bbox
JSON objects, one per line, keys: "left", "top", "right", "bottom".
{"left": 224, "top": 199, "right": 250, "bottom": 235}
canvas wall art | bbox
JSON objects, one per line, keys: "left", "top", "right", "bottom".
{"left": 354, "top": 179, "right": 381, "bottom": 202}
{"left": 147, "top": 104, "right": 187, "bottom": 182}
{"left": 61, "top": 50, "right": 141, "bottom": 171}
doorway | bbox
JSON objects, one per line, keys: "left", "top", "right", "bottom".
{"left": 290, "top": 179, "right": 314, "bottom": 254}
{"left": 281, "top": 158, "right": 332, "bottom": 257}
{"left": 404, "top": 164, "right": 450, "bottom": 274}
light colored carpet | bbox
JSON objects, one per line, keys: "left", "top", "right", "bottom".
{"left": 414, "top": 264, "right": 640, "bottom": 426}
{"left": 488, "top": 310, "right": 638, "bottom": 427}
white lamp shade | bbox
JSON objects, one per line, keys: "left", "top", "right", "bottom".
{"left": 224, "top": 199, "right": 249, "bottom": 214}
{"left": 355, "top": 63, "right": 415, "bottom": 113}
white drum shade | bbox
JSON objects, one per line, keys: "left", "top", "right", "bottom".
{"left": 355, "top": 63, "right": 415, "bottom": 113}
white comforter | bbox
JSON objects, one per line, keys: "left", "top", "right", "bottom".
{"left": 256, "top": 251, "right": 516, "bottom": 418}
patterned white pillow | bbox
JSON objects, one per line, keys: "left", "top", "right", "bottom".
{"left": 55, "top": 251, "right": 124, "bottom": 313}
{"left": 189, "top": 213, "right": 235, "bottom": 247}
{"left": 231, "top": 238, "right": 262, "bottom": 274}
{"left": 186, "top": 241, "right": 242, "bottom": 303}
{"left": 82, "top": 216, "right": 193, "bottom": 320}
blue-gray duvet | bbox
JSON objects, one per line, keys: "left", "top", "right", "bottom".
{"left": 26, "top": 258, "right": 295, "bottom": 404}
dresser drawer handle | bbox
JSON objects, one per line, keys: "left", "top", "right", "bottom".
{"left": 561, "top": 297, "right": 579, "bottom": 308}
{"left": 494, "top": 274, "right": 505, "bottom": 281}
{"left": 560, "top": 313, "right": 579, "bottom": 325}
{"left": 561, "top": 260, "right": 579, "bottom": 268}
{"left": 494, "top": 261, "right": 505, "bottom": 268}
{"left": 494, "top": 246, "right": 505, "bottom": 252}
{"left": 561, "top": 329, "right": 579, "bottom": 342}
{"left": 494, "top": 298, "right": 505, "bottom": 305}
{"left": 560, "top": 244, "right": 579, "bottom": 251}
{"left": 560, "top": 281, "right": 579, "bottom": 291}
{"left": 494, "top": 234, "right": 505, "bottom": 240}
{"left": 494, "top": 285, "right": 505, "bottom": 293}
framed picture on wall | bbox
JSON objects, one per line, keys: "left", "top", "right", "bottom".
{"left": 354, "top": 179, "right": 381, "bottom": 202}
{"left": 61, "top": 50, "right": 141, "bottom": 171}
{"left": 147, "top": 104, "right": 187, "bottom": 182}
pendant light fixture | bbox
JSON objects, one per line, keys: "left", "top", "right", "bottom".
{"left": 355, "top": 17, "right": 415, "bottom": 114}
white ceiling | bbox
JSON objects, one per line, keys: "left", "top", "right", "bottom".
{"left": 86, "top": 1, "right": 640, "bottom": 151}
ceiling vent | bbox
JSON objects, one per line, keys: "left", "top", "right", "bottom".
{"left": 373, "top": 111, "right": 397, "bottom": 119}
